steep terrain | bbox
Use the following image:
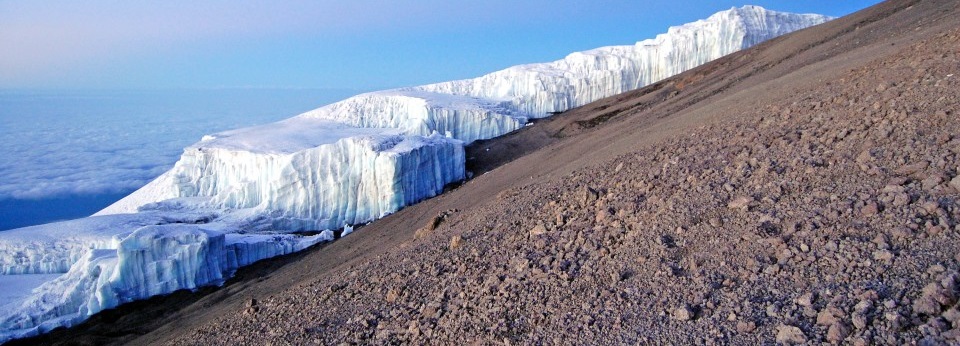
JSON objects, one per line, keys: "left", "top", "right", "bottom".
{"left": 13, "top": 0, "right": 960, "bottom": 344}
{"left": 0, "top": 6, "right": 831, "bottom": 341}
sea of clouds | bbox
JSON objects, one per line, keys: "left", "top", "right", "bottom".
{"left": 0, "top": 89, "right": 357, "bottom": 224}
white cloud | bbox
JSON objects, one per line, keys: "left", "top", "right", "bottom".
{"left": 0, "top": 88, "right": 356, "bottom": 201}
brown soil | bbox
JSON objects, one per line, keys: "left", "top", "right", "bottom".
{"left": 11, "top": 0, "right": 960, "bottom": 345}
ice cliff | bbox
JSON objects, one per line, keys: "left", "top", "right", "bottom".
{"left": 410, "top": 5, "right": 829, "bottom": 117}
{"left": 0, "top": 6, "right": 831, "bottom": 341}
{"left": 0, "top": 214, "right": 329, "bottom": 340}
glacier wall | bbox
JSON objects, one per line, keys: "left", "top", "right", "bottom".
{"left": 102, "top": 125, "right": 465, "bottom": 232}
{"left": 409, "top": 5, "right": 831, "bottom": 117}
{"left": 0, "top": 5, "right": 832, "bottom": 342}
{"left": 298, "top": 90, "right": 528, "bottom": 144}
{"left": 0, "top": 220, "right": 328, "bottom": 341}
{"left": 0, "top": 211, "right": 219, "bottom": 275}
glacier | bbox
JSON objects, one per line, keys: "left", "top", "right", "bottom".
{"left": 0, "top": 6, "right": 831, "bottom": 342}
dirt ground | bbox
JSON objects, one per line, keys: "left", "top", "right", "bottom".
{"left": 11, "top": 0, "right": 960, "bottom": 344}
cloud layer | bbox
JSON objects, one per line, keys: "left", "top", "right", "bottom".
{"left": 0, "top": 88, "right": 357, "bottom": 201}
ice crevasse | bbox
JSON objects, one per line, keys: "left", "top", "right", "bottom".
{"left": 0, "top": 6, "right": 832, "bottom": 342}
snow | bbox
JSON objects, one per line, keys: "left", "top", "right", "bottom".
{"left": 0, "top": 6, "right": 831, "bottom": 342}
{"left": 341, "top": 224, "right": 354, "bottom": 237}
{"left": 0, "top": 213, "right": 330, "bottom": 341}
{"left": 297, "top": 90, "right": 528, "bottom": 144}
{"left": 99, "top": 128, "right": 466, "bottom": 232}
{"left": 408, "top": 6, "right": 831, "bottom": 117}
{"left": 0, "top": 274, "right": 62, "bottom": 311}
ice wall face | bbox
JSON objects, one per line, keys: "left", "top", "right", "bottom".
{"left": 298, "top": 90, "right": 528, "bottom": 144}
{"left": 102, "top": 122, "right": 465, "bottom": 232}
{"left": 0, "top": 6, "right": 832, "bottom": 342}
{"left": 410, "top": 5, "right": 831, "bottom": 116}
{"left": 0, "top": 218, "right": 328, "bottom": 340}
{"left": 2, "top": 120, "right": 466, "bottom": 342}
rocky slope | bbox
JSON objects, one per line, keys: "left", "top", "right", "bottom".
{"left": 12, "top": 0, "right": 960, "bottom": 345}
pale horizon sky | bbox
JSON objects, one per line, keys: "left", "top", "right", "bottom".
{"left": 1, "top": 0, "right": 882, "bottom": 91}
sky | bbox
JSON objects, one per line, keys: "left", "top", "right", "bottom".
{"left": 0, "top": 1, "right": 881, "bottom": 90}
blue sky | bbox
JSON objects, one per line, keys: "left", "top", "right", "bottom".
{"left": 0, "top": 0, "right": 880, "bottom": 90}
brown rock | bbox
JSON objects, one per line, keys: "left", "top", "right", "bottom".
{"left": 727, "top": 196, "right": 754, "bottom": 210}
{"left": 943, "top": 307, "right": 960, "bottom": 323}
{"left": 921, "top": 201, "right": 940, "bottom": 214}
{"left": 817, "top": 306, "right": 843, "bottom": 326}
{"left": 449, "top": 235, "right": 463, "bottom": 249}
{"left": 580, "top": 186, "right": 599, "bottom": 206}
{"left": 872, "top": 250, "right": 894, "bottom": 261}
{"left": 885, "top": 311, "right": 905, "bottom": 331}
{"left": 921, "top": 174, "right": 945, "bottom": 190}
{"left": 855, "top": 150, "right": 874, "bottom": 163}
{"left": 775, "top": 325, "right": 807, "bottom": 344}
{"left": 950, "top": 176, "right": 960, "bottom": 192}
{"left": 861, "top": 202, "right": 880, "bottom": 216}
{"left": 795, "top": 292, "right": 815, "bottom": 307}
{"left": 913, "top": 284, "right": 943, "bottom": 315}
{"left": 891, "top": 192, "right": 911, "bottom": 207}
{"left": 895, "top": 161, "right": 929, "bottom": 175}
{"left": 827, "top": 322, "right": 851, "bottom": 343}
{"left": 852, "top": 313, "right": 868, "bottom": 330}
{"left": 672, "top": 305, "right": 694, "bottom": 321}
{"left": 595, "top": 209, "right": 612, "bottom": 223}
{"left": 736, "top": 321, "right": 757, "bottom": 333}
{"left": 882, "top": 184, "right": 906, "bottom": 193}
{"left": 426, "top": 215, "right": 444, "bottom": 231}
{"left": 530, "top": 224, "right": 548, "bottom": 236}
{"left": 385, "top": 289, "right": 400, "bottom": 303}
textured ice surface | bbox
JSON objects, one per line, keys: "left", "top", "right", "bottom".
{"left": 298, "top": 91, "right": 528, "bottom": 144}
{"left": 100, "top": 120, "right": 466, "bottom": 232}
{"left": 410, "top": 5, "right": 831, "bottom": 117}
{"left": 0, "top": 214, "right": 329, "bottom": 341}
{"left": 0, "top": 6, "right": 831, "bottom": 342}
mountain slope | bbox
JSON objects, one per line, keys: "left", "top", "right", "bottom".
{"left": 0, "top": 6, "right": 830, "bottom": 342}
{"left": 11, "top": 0, "right": 960, "bottom": 344}
{"left": 138, "top": 0, "right": 958, "bottom": 344}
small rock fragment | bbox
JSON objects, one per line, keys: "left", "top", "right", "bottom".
{"left": 385, "top": 289, "right": 400, "bottom": 303}
{"left": 913, "top": 282, "right": 945, "bottom": 315}
{"left": 530, "top": 224, "right": 548, "bottom": 236}
{"left": 873, "top": 250, "right": 894, "bottom": 261}
{"left": 795, "top": 292, "right": 815, "bottom": 307}
{"left": 449, "top": 235, "right": 463, "bottom": 249}
{"left": 727, "top": 196, "right": 754, "bottom": 210}
{"left": 775, "top": 324, "right": 807, "bottom": 344}
{"left": 852, "top": 313, "right": 868, "bottom": 330}
{"left": 922, "top": 174, "right": 945, "bottom": 190}
{"left": 580, "top": 187, "right": 599, "bottom": 206}
{"left": 895, "top": 161, "right": 929, "bottom": 176}
{"left": 950, "top": 176, "right": 960, "bottom": 192}
{"left": 736, "top": 321, "right": 756, "bottom": 333}
{"left": 595, "top": 209, "right": 611, "bottom": 223}
{"left": 672, "top": 305, "right": 694, "bottom": 321}
{"left": 943, "top": 307, "right": 960, "bottom": 322}
{"left": 861, "top": 202, "right": 880, "bottom": 216}
{"left": 892, "top": 192, "right": 911, "bottom": 207}
{"left": 827, "top": 322, "right": 851, "bottom": 343}
{"left": 817, "top": 306, "right": 842, "bottom": 326}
